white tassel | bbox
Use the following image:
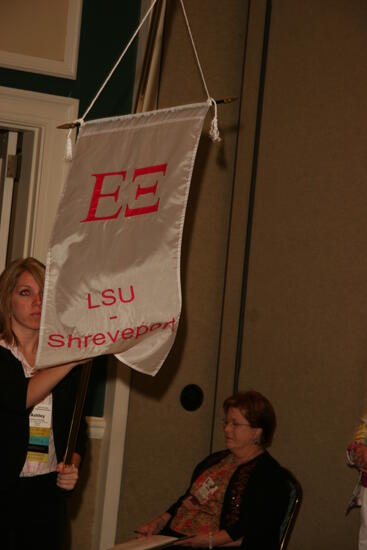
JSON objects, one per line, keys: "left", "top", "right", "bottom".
{"left": 208, "top": 98, "right": 221, "bottom": 143}
{"left": 65, "top": 129, "right": 73, "bottom": 161}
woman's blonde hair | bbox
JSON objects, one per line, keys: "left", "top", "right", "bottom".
{"left": 0, "top": 257, "right": 45, "bottom": 345}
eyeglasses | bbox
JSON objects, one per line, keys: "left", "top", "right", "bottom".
{"left": 222, "top": 419, "right": 251, "bottom": 429}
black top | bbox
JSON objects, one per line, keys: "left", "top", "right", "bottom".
{"left": 165, "top": 450, "right": 290, "bottom": 550}
{"left": 0, "top": 345, "right": 87, "bottom": 491}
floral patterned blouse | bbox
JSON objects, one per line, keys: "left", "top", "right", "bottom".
{"left": 170, "top": 453, "right": 255, "bottom": 535}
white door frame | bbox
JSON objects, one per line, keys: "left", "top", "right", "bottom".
{"left": 0, "top": 130, "right": 18, "bottom": 269}
{"left": 92, "top": 360, "right": 131, "bottom": 550}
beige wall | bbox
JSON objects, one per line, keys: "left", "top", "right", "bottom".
{"left": 0, "top": 0, "right": 69, "bottom": 60}
{"left": 235, "top": 0, "right": 367, "bottom": 548}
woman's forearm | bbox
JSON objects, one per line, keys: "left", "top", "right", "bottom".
{"left": 26, "top": 363, "right": 76, "bottom": 408}
{"left": 178, "top": 530, "right": 235, "bottom": 547}
{"left": 219, "top": 535, "right": 243, "bottom": 547}
{"left": 212, "top": 530, "right": 234, "bottom": 547}
{"left": 136, "top": 512, "right": 172, "bottom": 536}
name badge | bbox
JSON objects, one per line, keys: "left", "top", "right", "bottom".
{"left": 26, "top": 398, "right": 52, "bottom": 463}
{"left": 194, "top": 476, "right": 218, "bottom": 504}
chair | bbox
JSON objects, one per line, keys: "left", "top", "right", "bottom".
{"left": 279, "top": 469, "right": 302, "bottom": 550}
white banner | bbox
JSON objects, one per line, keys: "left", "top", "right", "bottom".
{"left": 36, "top": 102, "right": 209, "bottom": 375}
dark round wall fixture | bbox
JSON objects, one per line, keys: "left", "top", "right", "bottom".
{"left": 180, "top": 384, "right": 204, "bottom": 411}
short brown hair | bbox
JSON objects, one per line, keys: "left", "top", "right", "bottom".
{"left": 223, "top": 390, "right": 277, "bottom": 448}
{"left": 0, "top": 257, "right": 45, "bottom": 345}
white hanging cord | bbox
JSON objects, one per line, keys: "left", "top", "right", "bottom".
{"left": 178, "top": 0, "right": 221, "bottom": 142}
{"left": 80, "top": 0, "right": 160, "bottom": 122}
{"left": 63, "top": 0, "right": 220, "bottom": 157}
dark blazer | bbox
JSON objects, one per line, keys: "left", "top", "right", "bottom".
{"left": 165, "top": 450, "right": 290, "bottom": 550}
{"left": 0, "top": 345, "right": 87, "bottom": 491}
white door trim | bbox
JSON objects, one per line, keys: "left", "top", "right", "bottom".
{"left": 92, "top": 360, "right": 131, "bottom": 550}
{"left": 0, "top": 131, "right": 17, "bottom": 269}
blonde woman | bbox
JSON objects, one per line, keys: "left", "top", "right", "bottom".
{"left": 0, "top": 257, "right": 87, "bottom": 550}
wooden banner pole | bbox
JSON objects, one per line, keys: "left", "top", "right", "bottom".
{"left": 134, "top": 0, "right": 166, "bottom": 113}
{"left": 63, "top": 361, "right": 92, "bottom": 464}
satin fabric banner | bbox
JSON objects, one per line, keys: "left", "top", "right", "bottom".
{"left": 36, "top": 102, "right": 209, "bottom": 375}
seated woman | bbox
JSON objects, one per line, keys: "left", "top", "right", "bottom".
{"left": 137, "top": 390, "right": 290, "bottom": 549}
